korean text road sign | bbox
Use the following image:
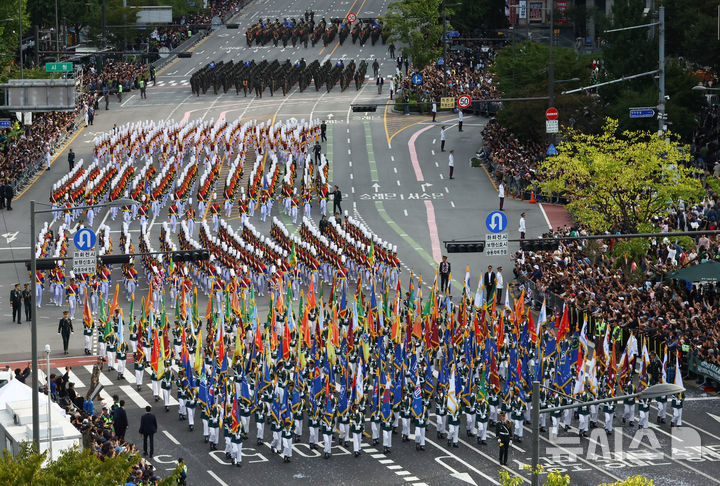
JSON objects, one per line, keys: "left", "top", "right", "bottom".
{"left": 45, "top": 62, "right": 73, "bottom": 73}
{"left": 485, "top": 211, "right": 508, "bottom": 233}
{"left": 629, "top": 107, "right": 655, "bottom": 118}
{"left": 546, "top": 119, "right": 559, "bottom": 133}
{"left": 440, "top": 97, "right": 455, "bottom": 109}
{"left": 485, "top": 233, "right": 508, "bottom": 256}
{"left": 73, "top": 250, "right": 97, "bottom": 274}
{"left": 73, "top": 228, "right": 96, "bottom": 251}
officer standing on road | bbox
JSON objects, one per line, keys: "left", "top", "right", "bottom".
{"left": 320, "top": 120, "right": 327, "bottom": 142}
{"left": 438, "top": 256, "right": 450, "bottom": 294}
{"left": 313, "top": 141, "right": 322, "bottom": 164}
{"left": 68, "top": 148, "right": 75, "bottom": 171}
{"left": 57, "top": 310, "right": 73, "bottom": 354}
{"left": 496, "top": 412, "right": 512, "bottom": 466}
{"left": 10, "top": 283, "right": 22, "bottom": 324}
{"left": 22, "top": 283, "right": 31, "bottom": 321}
{"left": 330, "top": 185, "right": 342, "bottom": 215}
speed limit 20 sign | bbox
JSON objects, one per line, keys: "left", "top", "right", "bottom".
{"left": 457, "top": 95, "right": 471, "bottom": 109}
{"left": 346, "top": 12, "right": 357, "bottom": 23}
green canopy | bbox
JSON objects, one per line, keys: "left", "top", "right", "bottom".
{"left": 666, "top": 261, "right": 720, "bottom": 283}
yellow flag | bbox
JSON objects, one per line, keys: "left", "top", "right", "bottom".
{"left": 194, "top": 328, "right": 203, "bottom": 374}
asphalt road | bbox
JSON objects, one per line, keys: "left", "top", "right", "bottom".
{"left": 28, "top": 360, "right": 720, "bottom": 486}
{"left": 0, "top": 0, "right": 669, "bottom": 484}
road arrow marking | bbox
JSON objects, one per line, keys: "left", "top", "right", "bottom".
{"left": 1, "top": 232, "right": 18, "bottom": 244}
{"left": 708, "top": 412, "right": 720, "bottom": 423}
{"left": 372, "top": 183, "right": 380, "bottom": 193}
{"left": 327, "top": 113, "right": 334, "bottom": 119}
{"left": 421, "top": 182, "right": 433, "bottom": 193}
{"left": 434, "top": 456, "right": 478, "bottom": 486}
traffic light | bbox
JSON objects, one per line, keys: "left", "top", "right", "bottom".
{"left": 520, "top": 239, "right": 560, "bottom": 252}
{"left": 100, "top": 255, "right": 133, "bottom": 265}
{"left": 351, "top": 105, "right": 377, "bottom": 112}
{"left": 25, "top": 259, "right": 56, "bottom": 271}
{"left": 445, "top": 241, "right": 485, "bottom": 253}
{"left": 171, "top": 249, "right": 210, "bottom": 262}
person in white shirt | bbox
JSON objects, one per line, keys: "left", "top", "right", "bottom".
{"left": 431, "top": 102, "right": 437, "bottom": 122}
{"left": 498, "top": 183, "right": 505, "bottom": 210}
{"left": 519, "top": 212, "right": 526, "bottom": 239}
{"left": 440, "top": 126, "right": 447, "bottom": 152}
{"left": 495, "top": 267, "right": 504, "bottom": 304}
{"left": 458, "top": 109, "right": 463, "bottom": 132}
{"left": 448, "top": 150, "right": 455, "bottom": 179}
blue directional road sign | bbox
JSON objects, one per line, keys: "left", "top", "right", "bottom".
{"left": 0, "top": 119, "right": 10, "bottom": 129}
{"left": 74, "top": 228, "right": 96, "bottom": 251}
{"left": 411, "top": 73, "right": 423, "bottom": 85}
{"left": 445, "top": 31, "right": 460, "bottom": 38}
{"left": 547, "top": 143, "right": 558, "bottom": 156}
{"left": 485, "top": 211, "right": 508, "bottom": 234}
{"left": 437, "top": 57, "right": 444, "bottom": 66}
{"left": 629, "top": 108, "right": 655, "bottom": 119}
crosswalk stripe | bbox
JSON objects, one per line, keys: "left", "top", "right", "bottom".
{"left": 120, "top": 385, "right": 151, "bottom": 408}
{"left": 99, "top": 389, "right": 113, "bottom": 406}
{"left": 62, "top": 368, "right": 86, "bottom": 388}
{"left": 123, "top": 370, "right": 137, "bottom": 384}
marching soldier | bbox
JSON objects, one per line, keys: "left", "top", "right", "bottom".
{"left": 83, "top": 316, "right": 94, "bottom": 355}
{"left": 282, "top": 413, "right": 293, "bottom": 463}
{"left": 671, "top": 392, "right": 684, "bottom": 427}
{"left": 637, "top": 397, "right": 650, "bottom": 429}
{"left": 186, "top": 387, "right": 197, "bottom": 431}
{"left": 414, "top": 402, "right": 428, "bottom": 451}
{"left": 231, "top": 419, "right": 246, "bottom": 467}
{"left": 475, "top": 395, "right": 489, "bottom": 445}
{"left": 622, "top": 383, "right": 636, "bottom": 426}
{"left": 116, "top": 340, "right": 127, "bottom": 380}
{"left": 134, "top": 351, "right": 145, "bottom": 390}
{"left": 577, "top": 392, "right": 590, "bottom": 438}
{"left": 603, "top": 391, "right": 616, "bottom": 435}
{"left": 255, "top": 394, "right": 268, "bottom": 445}
{"left": 161, "top": 365, "right": 173, "bottom": 412}
{"left": 400, "top": 388, "right": 412, "bottom": 442}
{"left": 435, "top": 391, "right": 447, "bottom": 439}
{"left": 208, "top": 403, "right": 221, "bottom": 450}
{"left": 307, "top": 401, "right": 320, "bottom": 449}
{"left": 350, "top": 403, "right": 364, "bottom": 457}
{"left": 322, "top": 393, "right": 337, "bottom": 459}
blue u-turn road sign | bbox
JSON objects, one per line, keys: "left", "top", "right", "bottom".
{"left": 74, "top": 228, "right": 97, "bottom": 251}
{"left": 485, "top": 211, "right": 508, "bottom": 234}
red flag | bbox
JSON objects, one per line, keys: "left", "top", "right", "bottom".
{"left": 255, "top": 322, "right": 263, "bottom": 351}
{"left": 218, "top": 324, "right": 225, "bottom": 362}
{"left": 109, "top": 283, "right": 120, "bottom": 317}
{"left": 368, "top": 304, "right": 375, "bottom": 339}
{"left": 302, "top": 307, "right": 311, "bottom": 349}
{"left": 527, "top": 310, "right": 537, "bottom": 344}
{"left": 557, "top": 305, "right": 570, "bottom": 341}
{"left": 145, "top": 279, "right": 154, "bottom": 316}
{"left": 150, "top": 329, "right": 160, "bottom": 373}
{"left": 231, "top": 396, "right": 239, "bottom": 431}
{"left": 282, "top": 320, "right": 290, "bottom": 361}
{"left": 308, "top": 277, "right": 316, "bottom": 309}
{"left": 497, "top": 318, "right": 504, "bottom": 349}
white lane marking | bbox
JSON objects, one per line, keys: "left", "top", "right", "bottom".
{"left": 349, "top": 161, "right": 352, "bottom": 167}
{"left": 396, "top": 180, "right": 400, "bottom": 186}
{"left": 424, "top": 432, "right": 503, "bottom": 485}
{"left": 391, "top": 155, "right": 394, "bottom": 161}
{"left": 207, "top": 470, "right": 229, "bottom": 486}
{"left": 450, "top": 201, "right": 455, "bottom": 208}
{"left": 163, "top": 430, "right": 181, "bottom": 445}
{"left": 403, "top": 209, "right": 408, "bottom": 216}
{"left": 120, "top": 94, "right": 136, "bottom": 107}
{"left": 393, "top": 167, "right": 397, "bottom": 173}
{"left": 435, "top": 162, "right": 439, "bottom": 167}
{"left": 348, "top": 149, "right": 351, "bottom": 155}
{"left": 120, "top": 384, "right": 150, "bottom": 408}
{"left": 444, "top": 187, "right": 449, "bottom": 193}
{"left": 431, "top": 150, "right": 435, "bottom": 156}
{"left": 538, "top": 203, "right": 552, "bottom": 230}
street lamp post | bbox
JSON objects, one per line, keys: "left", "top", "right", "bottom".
{"left": 44, "top": 344, "right": 52, "bottom": 460}
{"left": 30, "top": 197, "right": 137, "bottom": 449}
{"left": 529, "top": 381, "right": 684, "bottom": 486}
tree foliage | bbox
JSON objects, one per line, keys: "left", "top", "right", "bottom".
{"left": 450, "top": 0, "right": 506, "bottom": 33}
{"left": 599, "top": 476, "right": 655, "bottom": 486}
{"left": 664, "top": 0, "right": 720, "bottom": 73}
{"left": 0, "top": 0, "right": 30, "bottom": 63}
{"left": 538, "top": 118, "right": 705, "bottom": 233}
{"left": 492, "top": 41, "right": 599, "bottom": 141}
{"left": 383, "top": 0, "right": 443, "bottom": 69}
{"left": 0, "top": 444, "right": 181, "bottom": 486}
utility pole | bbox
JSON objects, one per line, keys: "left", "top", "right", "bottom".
{"left": 18, "top": 0, "right": 23, "bottom": 79}
{"left": 55, "top": 0, "right": 60, "bottom": 61}
{"left": 442, "top": 0, "right": 447, "bottom": 96}
{"left": 657, "top": 5, "right": 665, "bottom": 133}
{"left": 548, "top": 0, "right": 554, "bottom": 108}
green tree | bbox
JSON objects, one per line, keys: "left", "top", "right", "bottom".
{"left": 0, "top": 0, "right": 30, "bottom": 65}
{"left": 383, "top": 0, "right": 444, "bottom": 69}
{"left": 492, "top": 41, "right": 598, "bottom": 141}
{"left": 0, "top": 444, "right": 181, "bottom": 486}
{"left": 451, "top": 0, "right": 506, "bottom": 33}
{"left": 664, "top": 0, "right": 720, "bottom": 73}
{"left": 538, "top": 118, "right": 705, "bottom": 233}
